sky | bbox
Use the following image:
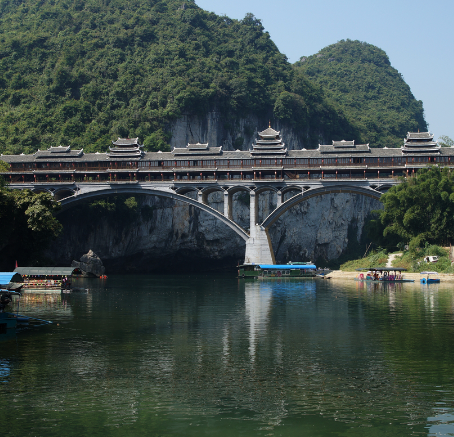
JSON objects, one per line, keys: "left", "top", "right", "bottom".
{"left": 196, "top": 0, "right": 453, "bottom": 143}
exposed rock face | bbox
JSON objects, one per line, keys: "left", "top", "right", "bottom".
{"left": 71, "top": 250, "right": 105, "bottom": 277}
{"left": 168, "top": 111, "right": 314, "bottom": 151}
{"left": 54, "top": 192, "right": 382, "bottom": 274}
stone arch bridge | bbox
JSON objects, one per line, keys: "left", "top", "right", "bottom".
{"left": 9, "top": 179, "right": 395, "bottom": 264}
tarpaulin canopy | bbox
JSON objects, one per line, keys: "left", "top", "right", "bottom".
{"left": 14, "top": 267, "right": 78, "bottom": 277}
{"left": 258, "top": 264, "right": 316, "bottom": 270}
{"left": 0, "top": 272, "right": 23, "bottom": 286}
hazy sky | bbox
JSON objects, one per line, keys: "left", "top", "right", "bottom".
{"left": 196, "top": 0, "right": 453, "bottom": 143}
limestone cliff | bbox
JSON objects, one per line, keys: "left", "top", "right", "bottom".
{"left": 168, "top": 111, "right": 314, "bottom": 152}
{"left": 52, "top": 192, "right": 382, "bottom": 273}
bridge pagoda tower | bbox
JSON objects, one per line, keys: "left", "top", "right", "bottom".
{"left": 244, "top": 126, "right": 287, "bottom": 265}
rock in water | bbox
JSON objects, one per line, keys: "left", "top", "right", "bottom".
{"left": 71, "top": 250, "right": 105, "bottom": 277}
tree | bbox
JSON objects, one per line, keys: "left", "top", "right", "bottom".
{"left": 378, "top": 167, "right": 454, "bottom": 247}
{"left": 0, "top": 161, "right": 9, "bottom": 172}
{"left": 439, "top": 135, "right": 454, "bottom": 147}
{"left": 0, "top": 187, "right": 62, "bottom": 269}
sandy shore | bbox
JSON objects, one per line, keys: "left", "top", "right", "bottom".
{"left": 325, "top": 270, "right": 454, "bottom": 283}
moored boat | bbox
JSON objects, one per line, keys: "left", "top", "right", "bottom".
{"left": 14, "top": 267, "right": 80, "bottom": 292}
{"left": 0, "top": 289, "right": 21, "bottom": 335}
{"left": 420, "top": 271, "right": 440, "bottom": 284}
{"left": 355, "top": 267, "right": 414, "bottom": 283}
{"left": 239, "top": 262, "right": 317, "bottom": 279}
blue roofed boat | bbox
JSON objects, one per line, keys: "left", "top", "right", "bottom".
{"left": 0, "top": 272, "right": 23, "bottom": 291}
{"left": 238, "top": 262, "right": 316, "bottom": 279}
{"left": 420, "top": 272, "right": 440, "bottom": 284}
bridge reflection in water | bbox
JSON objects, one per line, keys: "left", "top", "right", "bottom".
{"left": 1, "top": 276, "right": 454, "bottom": 435}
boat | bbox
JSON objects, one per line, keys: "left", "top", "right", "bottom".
{"left": 238, "top": 262, "right": 317, "bottom": 279}
{"left": 420, "top": 271, "right": 440, "bottom": 284}
{"left": 14, "top": 267, "right": 80, "bottom": 292}
{"left": 0, "top": 289, "right": 20, "bottom": 335}
{"left": 355, "top": 267, "right": 415, "bottom": 283}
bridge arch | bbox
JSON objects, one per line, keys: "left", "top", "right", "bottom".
{"left": 54, "top": 188, "right": 75, "bottom": 201}
{"left": 255, "top": 185, "right": 279, "bottom": 195}
{"left": 261, "top": 185, "right": 382, "bottom": 229}
{"left": 32, "top": 188, "right": 51, "bottom": 194}
{"left": 281, "top": 185, "right": 303, "bottom": 196}
{"left": 59, "top": 186, "right": 249, "bottom": 241}
{"left": 375, "top": 184, "right": 393, "bottom": 192}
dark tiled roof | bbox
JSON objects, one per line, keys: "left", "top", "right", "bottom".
{"left": 403, "top": 141, "right": 438, "bottom": 147}
{"left": 258, "top": 127, "right": 280, "bottom": 137}
{"left": 332, "top": 140, "right": 355, "bottom": 147}
{"left": 35, "top": 149, "right": 84, "bottom": 159}
{"left": 406, "top": 132, "right": 434, "bottom": 140}
{"left": 112, "top": 137, "right": 142, "bottom": 147}
{"left": 187, "top": 143, "right": 209, "bottom": 150}
{"left": 319, "top": 144, "right": 370, "bottom": 154}
{"left": 49, "top": 145, "right": 71, "bottom": 153}
{"left": 172, "top": 147, "right": 222, "bottom": 156}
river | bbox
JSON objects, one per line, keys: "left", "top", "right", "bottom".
{"left": 1, "top": 275, "right": 454, "bottom": 436}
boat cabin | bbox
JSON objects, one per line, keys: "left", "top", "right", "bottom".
{"left": 239, "top": 263, "right": 317, "bottom": 279}
{"left": 14, "top": 267, "right": 81, "bottom": 291}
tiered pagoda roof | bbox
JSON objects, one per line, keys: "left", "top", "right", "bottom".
{"left": 402, "top": 132, "right": 440, "bottom": 154}
{"left": 251, "top": 126, "right": 287, "bottom": 156}
{"left": 108, "top": 137, "right": 144, "bottom": 159}
{"left": 319, "top": 140, "right": 370, "bottom": 154}
{"left": 172, "top": 142, "right": 222, "bottom": 156}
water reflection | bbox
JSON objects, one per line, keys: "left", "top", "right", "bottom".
{"left": 0, "top": 359, "right": 10, "bottom": 380}
{"left": 244, "top": 281, "right": 272, "bottom": 362}
{"left": 427, "top": 408, "right": 454, "bottom": 436}
{"left": 1, "top": 277, "right": 454, "bottom": 436}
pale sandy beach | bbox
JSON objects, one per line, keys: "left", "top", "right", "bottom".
{"left": 325, "top": 270, "right": 454, "bottom": 283}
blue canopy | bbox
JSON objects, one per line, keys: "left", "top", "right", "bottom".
{"left": 259, "top": 264, "right": 316, "bottom": 270}
{"left": 0, "top": 272, "right": 23, "bottom": 285}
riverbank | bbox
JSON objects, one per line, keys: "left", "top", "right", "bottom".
{"left": 326, "top": 270, "right": 454, "bottom": 283}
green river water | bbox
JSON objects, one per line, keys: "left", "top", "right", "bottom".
{"left": 1, "top": 275, "right": 454, "bottom": 436}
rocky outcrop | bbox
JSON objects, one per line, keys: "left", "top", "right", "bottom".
{"left": 52, "top": 192, "right": 382, "bottom": 274}
{"left": 168, "top": 111, "right": 314, "bottom": 151}
{"left": 71, "top": 250, "right": 105, "bottom": 277}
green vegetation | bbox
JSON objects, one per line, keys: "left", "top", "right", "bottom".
{"left": 340, "top": 249, "right": 388, "bottom": 271}
{"left": 392, "top": 245, "right": 453, "bottom": 273}
{"left": 341, "top": 168, "right": 454, "bottom": 272}
{"left": 439, "top": 135, "right": 454, "bottom": 147}
{"left": 378, "top": 167, "right": 454, "bottom": 247}
{"left": 0, "top": 179, "right": 62, "bottom": 269}
{"left": 0, "top": 0, "right": 362, "bottom": 155}
{"left": 295, "top": 39, "right": 427, "bottom": 147}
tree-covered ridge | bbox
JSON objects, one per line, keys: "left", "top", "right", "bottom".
{"left": 0, "top": 0, "right": 357, "bottom": 154}
{"left": 295, "top": 39, "right": 427, "bottom": 148}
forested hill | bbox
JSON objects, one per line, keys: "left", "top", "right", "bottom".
{"left": 295, "top": 40, "right": 427, "bottom": 148}
{"left": 0, "top": 0, "right": 424, "bottom": 155}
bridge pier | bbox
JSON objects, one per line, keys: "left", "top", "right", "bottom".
{"left": 223, "top": 191, "right": 232, "bottom": 220}
{"left": 243, "top": 191, "right": 275, "bottom": 265}
{"left": 276, "top": 190, "right": 283, "bottom": 208}
{"left": 244, "top": 225, "right": 275, "bottom": 265}
{"left": 249, "top": 191, "right": 258, "bottom": 238}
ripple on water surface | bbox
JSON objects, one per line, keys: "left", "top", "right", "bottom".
{"left": 1, "top": 276, "right": 454, "bottom": 436}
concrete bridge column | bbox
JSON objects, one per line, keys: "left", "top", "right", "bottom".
{"left": 249, "top": 191, "right": 258, "bottom": 238}
{"left": 223, "top": 191, "right": 232, "bottom": 220}
{"left": 197, "top": 191, "right": 204, "bottom": 204}
{"left": 276, "top": 190, "right": 283, "bottom": 208}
